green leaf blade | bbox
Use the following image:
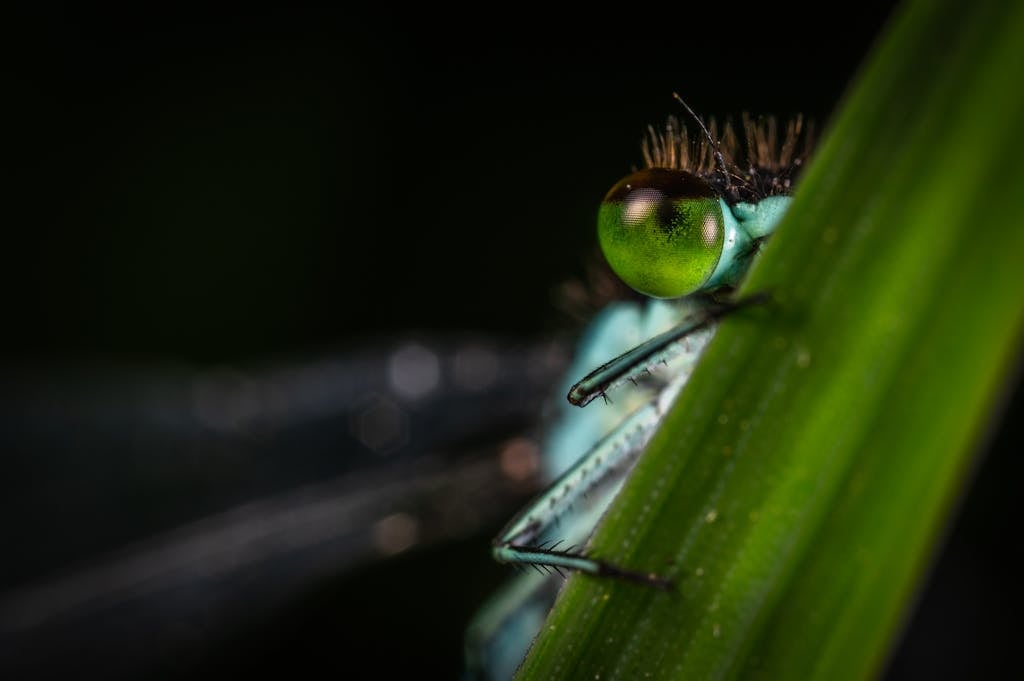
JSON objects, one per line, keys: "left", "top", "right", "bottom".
{"left": 518, "top": 0, "right": 1024, "bottom": 679}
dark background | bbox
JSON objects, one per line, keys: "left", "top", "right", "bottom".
{"left": 3, "top": 4, "right": 1020, "bottom": 680}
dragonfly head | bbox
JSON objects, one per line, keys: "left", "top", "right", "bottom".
{"left": 598, "top": 167, "right": 724, "bottom": 299}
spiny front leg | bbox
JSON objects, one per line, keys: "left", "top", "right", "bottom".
{"left": 568, "top": 292, "right": 771, "bottom": 407}
{"left": 492, "top": 390, "right": 683, "bottom": 591}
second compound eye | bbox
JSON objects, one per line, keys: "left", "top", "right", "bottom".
{"left": 598, "top": 168, "right": 725, "bottom": 299}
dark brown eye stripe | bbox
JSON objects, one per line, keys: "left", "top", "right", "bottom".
{"left": 603, "top": 168, "right": 716, "bottom": 203}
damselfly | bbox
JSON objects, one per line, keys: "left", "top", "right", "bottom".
{"left": 464, "top": 96, "right": 815, "bottom": 680}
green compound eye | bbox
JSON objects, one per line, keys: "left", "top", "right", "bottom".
{"left": 598, "top": 168, "right": 725, "bottom": 299}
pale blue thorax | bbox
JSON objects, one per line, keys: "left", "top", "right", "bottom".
{"left": 705, "top": 195, "right": 791, "bottom": 290}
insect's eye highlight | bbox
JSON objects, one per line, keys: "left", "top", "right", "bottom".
{"left": 598, "top": 168, "right": 725, "bottom": 299}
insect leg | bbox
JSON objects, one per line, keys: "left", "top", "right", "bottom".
{"left": 492, "top": 384, "right": 684, "bottom": 590}
{"left": 567, "top": 293, "right": 774, "bottom": 407}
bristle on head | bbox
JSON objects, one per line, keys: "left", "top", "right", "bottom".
{"left": 641, "top": 113, "right": 816, "bottom": 202}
